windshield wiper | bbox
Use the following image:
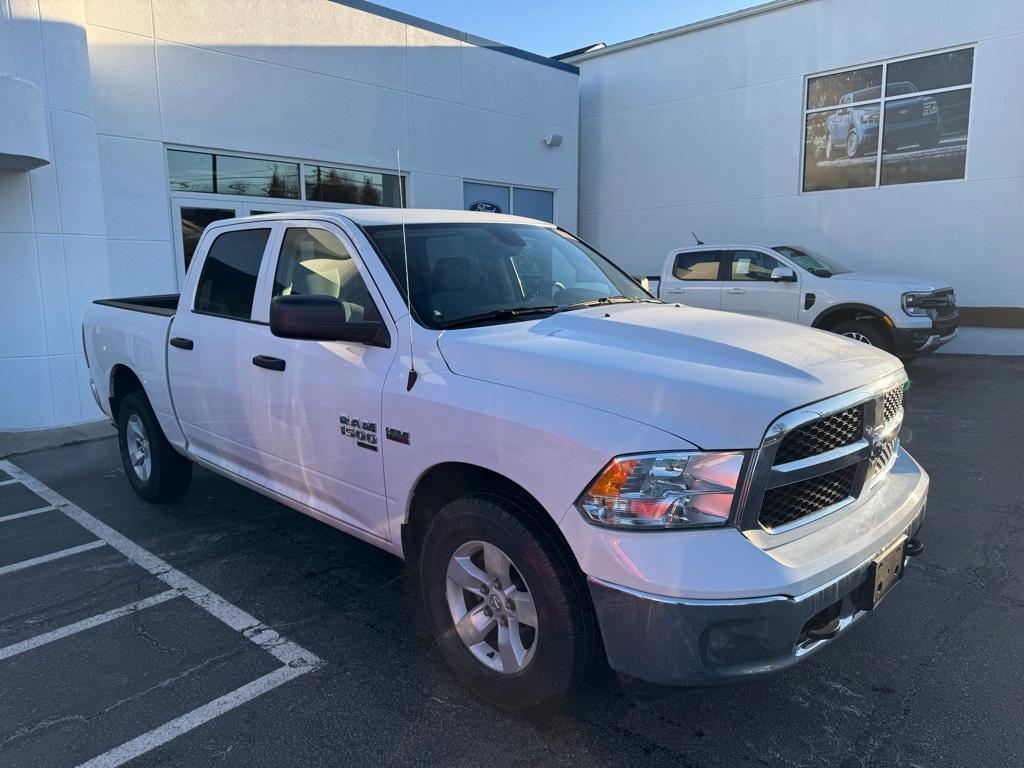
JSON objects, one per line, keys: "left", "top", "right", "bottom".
{"left": 565, "top": 296, "right": 652, "bottom": 310}
{"left": 438, "top": 305, "right": 560, "bottom": 329}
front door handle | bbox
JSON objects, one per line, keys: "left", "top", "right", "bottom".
{"left": 666, "top": 287, "right": 684, "bottom": 294}
{"left": 725, "top": 288, "right": 745, "bottom": 295}
{"left": 252, "top": 355, "right": 286, "bottom": 372}
{"left": 169, "top": 337, "right": 194, "bottom": 350}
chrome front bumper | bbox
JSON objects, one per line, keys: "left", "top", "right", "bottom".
{"left": 589, "top": 502, "right": 926, "bottom": 688}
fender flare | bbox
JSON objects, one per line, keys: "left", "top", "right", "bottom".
{"left": 811, "top": 302, "right": 893, "bottom": 330}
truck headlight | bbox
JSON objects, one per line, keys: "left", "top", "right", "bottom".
{"left": 902, "top": 292, "right": 930, "bottom": 317}
{"left": 576, "top": 451, "right": 746, "bottom": 529}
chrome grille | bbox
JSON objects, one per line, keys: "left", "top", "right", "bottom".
{"left": 774, "top": 404, "right": 863, "bottom": 464}
{"left": 759, "top": 464, "right": 857, "bottom": 529}
{"left": 745, "top": 375, "right": 908, "bottom": 534}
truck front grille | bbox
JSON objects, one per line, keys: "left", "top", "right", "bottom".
{"left": 759, "top": 464, "right": 857, "bottom": 529}
{"left": 774, "top": 404, "right": 863, "bottom": 464}
{"left": 746, "top": 377, "right": 907, "bottom": 533}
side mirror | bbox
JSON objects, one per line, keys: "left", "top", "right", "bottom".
{"left": 770, "top": 266, "right": 797, "bottom": 283}
{"left": 270, "top": 295, "right": 390, "bottom": 347}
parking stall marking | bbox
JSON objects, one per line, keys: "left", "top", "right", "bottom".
{"left": 0, "top": 459, "right": 325, "bottom": 768}
{"left": 0, "top": 505, "right": 56, "bottom": 523}
{"left": 0, "top": 539, "right": 107, "bottom": 576}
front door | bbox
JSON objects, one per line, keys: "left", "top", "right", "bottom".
{"left": 248, "top": 223, "right": 397, "bottom": 540}
{"left": 168, "top": 223, "right": 276, "bottom": 478}
{"left": 721, "top": 249, "right": 800, "bottom": 322}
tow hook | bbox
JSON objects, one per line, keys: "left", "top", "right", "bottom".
{"left": 806, "top": 617, "right": 841, "bottom": 641}
{"left": 905, "top": 537, "right": 924, "bottom": 557}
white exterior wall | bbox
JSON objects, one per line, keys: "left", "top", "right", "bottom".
{"left": 0, "top": 0, "right": 579, "bottom": 430}
{"left": 576, "top": 0, "right": 1024, "bottom": 354}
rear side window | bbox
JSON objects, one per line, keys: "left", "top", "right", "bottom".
{"left": 194, "top": 228, "right": 271, "bottom": 319}
{"left": 673, "top": 251, "right": 723, "bottom": 281}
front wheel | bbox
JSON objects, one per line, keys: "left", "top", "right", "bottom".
{"left": 831, "top": 319, "right": 893, "bottom": 353}
{"left": 118, "top": 391, "right": 193, "bottom": 502}
{"left": 419, "top": 493, "right": 598, "bottom": 712}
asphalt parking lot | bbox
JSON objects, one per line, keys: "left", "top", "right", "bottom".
{"left": 1, "top": 354, "right": 1021, "bottom": 768}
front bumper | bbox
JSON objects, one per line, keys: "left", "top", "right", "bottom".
{"left": 589, "top": 502, "right": 926, "bottom": 688}
{"left": 891, "top": 314, "right": 959, "bottom": 356}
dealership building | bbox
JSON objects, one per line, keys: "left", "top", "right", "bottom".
{"left": 0, "top": 0, "right": 1021, "bottom": 430}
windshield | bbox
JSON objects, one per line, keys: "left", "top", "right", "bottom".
{"left": 364, "top": 222, "right": 654, "bottom": 328}
{"left": 772, "top": 245, "right": 852, "bottom": 277}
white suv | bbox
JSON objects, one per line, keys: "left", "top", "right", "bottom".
{"left": 651, "top": 245, "right": 959, "bottom": 359}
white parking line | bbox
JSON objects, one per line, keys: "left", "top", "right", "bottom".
{"left": 0, "top": 590, "right": 179, "bottom": 661}
{"left": 0, "top": 505, "right": 56, "bottom": 523}
{"left": 0, "top": 478, "right": 18, "bottom": 486}
{"left": 0, "top": 540, "right": 106, "bottom": 576}
{"left": 0, "top": 459, "right": 324, "bottom": 768}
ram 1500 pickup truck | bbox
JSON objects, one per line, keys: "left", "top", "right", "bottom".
{"left": 83, "top": 210, "right": 927, "bottom": 710}
{"left": 647, "top": 243, "right": 958, "bottom": 359}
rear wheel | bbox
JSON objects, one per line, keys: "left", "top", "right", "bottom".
{"left": 419, "top": 493, "right": 598, "bottom": 712}
{"left": 118, "top": 391, "right": 192, "bottom": 502}
{"left": 846, "top": 128, "right": 861, "bottom": 158}
{"left": 831, "top": 319, "right": 893, "bottom": 353}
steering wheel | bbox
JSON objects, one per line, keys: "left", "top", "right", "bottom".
{"left": 524, "top": 280, "right": 566, "bottom": 301}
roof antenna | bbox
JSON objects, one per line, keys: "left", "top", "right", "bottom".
{"left": 692, "top": 231, "right": 705, "bottom": 246}
{"left": 396, "top": 148, "right": 417, "bottom": 391}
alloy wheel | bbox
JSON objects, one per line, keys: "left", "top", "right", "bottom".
{"left": 126, "top": 413, "right": 152, "bottom": 482}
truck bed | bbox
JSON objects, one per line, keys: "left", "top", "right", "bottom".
{"left": 93, "top": 294, "right": 179, "bottom": 317}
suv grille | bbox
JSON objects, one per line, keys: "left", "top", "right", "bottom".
{"left": 774, "top": 404, "right": 864, "bottom": 464}
{"left": 759, "top": 464, "right": 857, "bottom": 529}
{"left": 749, "top": 382, "right": 906, "bottom": 532}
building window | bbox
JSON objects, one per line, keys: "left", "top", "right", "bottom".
{"left": 168, "top": 150, "right": 299, "bottom": 199}
{"left": 305, "top": 165, "right": 403, "bottom": 206}
{"left": 802, "top": 46, "right": 974, "bottom": 192}
{"left": 463, "top": 181, "right": 554, "bottom": 223}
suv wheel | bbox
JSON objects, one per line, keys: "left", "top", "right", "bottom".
{"left": 825, "top": 133, "right": 836, "bottom": 161}
{"left": 846, "top": 129, "right": 861, "bottom": 158}
{"left": 419, "top": 492, "right": 598, "bottom": 711}
{"left": 831, "top": 319, "right": 893, "bottom": 353}
{"left": 118, "top": 391, "right": 193, "bottom": 502}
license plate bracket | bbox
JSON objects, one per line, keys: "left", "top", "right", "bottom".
{"left": 857, "top": 534, "right": 908, "bottom": 610}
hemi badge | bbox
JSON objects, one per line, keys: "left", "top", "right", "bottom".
{"left": 386, "top": 427, "right": 410, "bottom": 445}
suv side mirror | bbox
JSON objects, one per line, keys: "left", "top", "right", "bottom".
{"left": 270, "top": 295, "right": 390, "bottom": 347}
{"left": 770, "top": 266, "right": 797, "bottom": 283}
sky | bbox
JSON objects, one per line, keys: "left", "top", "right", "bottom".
{"left": 376, "top": 0, "right": 767, "bottom": 58}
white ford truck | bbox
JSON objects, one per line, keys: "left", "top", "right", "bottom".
{"left": 647, "top": 244, "right": 958, "bottom": 359}
{"left": 83, "top": 210, "right": 927, "bottom": 710}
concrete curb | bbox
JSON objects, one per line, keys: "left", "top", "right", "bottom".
{"left": 0, "top": 420, "right": 115, "bottom": 458}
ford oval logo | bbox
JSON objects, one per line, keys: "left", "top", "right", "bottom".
{"left": 468, "top": 200, "right": 502, "bottom": 213}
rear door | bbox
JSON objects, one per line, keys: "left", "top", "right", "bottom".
{"left": 168, "top": 222, "right": 277, "bottom": 478}
{"left": 247, "top": 222, "right": 397, "bottom": 540}
{"left": 659, "top": 249, "right": 725, "bottom": 310}
{"left": 721, "top": 249, "right": 800, "bottom": 322}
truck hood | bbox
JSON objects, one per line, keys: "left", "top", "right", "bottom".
{"left": 436, "top": 304, "right": 903, "bottom": 449}
{"left": 830, "top": 272, "right": 951, "bottom": 292}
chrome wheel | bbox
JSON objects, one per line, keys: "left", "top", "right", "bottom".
{"left": 126, "top": 413, "right": 152, "bottom": 482}
{"left": 842, "top": 331, "right": 872, "bottom": 345}
{"left": 847, "top": 131, "right": 859, "bottom": 158}
{"left": 445, "top": 540, "right": 538, "bottom": 674}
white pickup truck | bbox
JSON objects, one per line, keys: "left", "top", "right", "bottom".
{"left": 646, "top": 244, "right": 958, "bottom": 359}
{"left": 83, "top": 210, "right": 927, "bottom": 710}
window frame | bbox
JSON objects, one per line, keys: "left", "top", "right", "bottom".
{"left": 800, "top": 43, "right": 976, "bottom": 194}
{"left": 671, "top": 249, "right": 726, "bottom": 282}
{"left": 189, "top": 222, "right": 275, "bottom": 323}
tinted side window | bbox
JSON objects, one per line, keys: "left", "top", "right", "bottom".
{"left": 730, "top": 250, "right": 782, "bottom": 281}
{"left": 194, "top": 228, "right": 271, "bottom": 319}
{"left": 673, "top": 251, "right": 722, "bottom": 281}
{"left": 273, "top": 228, "right": 381, "bottom": 322}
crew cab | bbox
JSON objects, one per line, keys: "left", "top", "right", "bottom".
{"left": 83, "top": 210, "right": 928, "bottom": 710}
{"left": 648, "top": 244, "right": 958, "bottom": 359}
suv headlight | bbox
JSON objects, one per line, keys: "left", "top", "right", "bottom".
{"left": 576, "top": 451, "right": 746, "bottom": 529}
{"left": 902, "top": 292, "right": 931, "bottom": 317}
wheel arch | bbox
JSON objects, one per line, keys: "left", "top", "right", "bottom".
{"left": 401, "top": 462, "right": 580, "bottom": 573}
{"left": 812, "top": 303, "right": 895, "bottom": 344}
{"left": 108, "top": 364, "right": 146, "bottom": 419}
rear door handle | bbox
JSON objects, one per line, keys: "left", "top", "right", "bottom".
{"left": 169, "top": 337, "right": 194, "bottom": 350}
{"left": 725, "top": 288, "right": 745, "bottom": 295}
{"left": 252, "top": 355, "right": 286, "bottom": 372}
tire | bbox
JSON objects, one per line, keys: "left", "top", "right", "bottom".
{"left": 419, "top": 492, "right": 598, "bottom": 712}
{"left": 825, "top": 133, "right": 835, "bottom": 161}
{"left": 831, "top": 319, "right": 893, "bottom": 353}
{"left": 846, "top": 128, "right": 861, "bottom": 158}
{"left": 118, "top": 390, "right": 192, "bottom": 502}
